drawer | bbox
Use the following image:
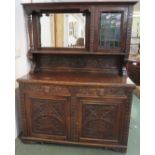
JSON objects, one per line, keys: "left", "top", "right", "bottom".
{"left": 76, "top": 87, "right": 128, "bottom": 98}
{"left": 20, "top": 83, "right": 70, "bottom": 96}
{"left": 20, "top": 83, "right": 130, "bottom": 98}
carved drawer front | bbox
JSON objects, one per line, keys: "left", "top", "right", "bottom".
{"left": 25, "top": 94, "right": 70, "bottom": 140}
{"left": 22, "top": 83, "right": 70, "bottom": 96}
{"left": 76, "top": 87, "right": 127, "bottom": 97}
{"left": 77, "top": 97, "right": 126, "bottom": 144}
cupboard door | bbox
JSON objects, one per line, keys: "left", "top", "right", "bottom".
{"left": 25, "top": 94, "right": 71, "bottom": 141}
{"left": 94, "top": 7, "right": 128, "bottom": 52}
{"left": 78, "top": 97, "right": 126, "bottom": 145}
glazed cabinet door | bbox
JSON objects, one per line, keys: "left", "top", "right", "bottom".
{"left": 77, "top": 97, "right": 127, "bottom": 145}
{"left": 94, "top": 6, "right": 128, "bottom": 53}
{"left": 25, "top": 94, "right": 71, "bottom": 141}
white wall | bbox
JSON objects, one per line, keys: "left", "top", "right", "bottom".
{"left": 15, "top": 0, "right": 30, "bottom": 138}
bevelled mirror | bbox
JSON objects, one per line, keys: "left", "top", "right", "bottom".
{"left": 40, "top": 13, "right": 86, "bottom": 48}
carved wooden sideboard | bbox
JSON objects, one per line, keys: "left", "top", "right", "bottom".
{"left": 17, "top": 1, "right": 137, "bottom": 152}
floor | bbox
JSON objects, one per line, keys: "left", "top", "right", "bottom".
{"left": 15, "top": 95, "right": 140, "bottom": 155}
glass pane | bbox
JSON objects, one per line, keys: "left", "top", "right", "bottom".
{"left": 40, "top": 13, "right": 86, "bottom": 48}
{"left": 99, "top": 13, "right": 121, "bottom": 48}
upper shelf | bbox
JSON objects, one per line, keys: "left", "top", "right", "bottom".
{"left": 30, "top": 49, "right": 126, "bottom": 55}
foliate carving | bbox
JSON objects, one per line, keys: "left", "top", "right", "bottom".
{"left": 22, "top": 84, "right": 127, "bottom": 97}
{"left": 77, "top": 87, "right": 126, "bottom": 97}
{"left": 82, "top": 104, "right": 118, "bottom": 139}
{"left": 31, "top": 98, "right": 67, "bottom": 136}
{"left": 104, "top": 88, "right": 126, "bottom": 96}
{"left": 23, "top": 84, "right": 70, "bottom": 96}
{"left": 37, "top": 55, "right": 120, "bottom": 72}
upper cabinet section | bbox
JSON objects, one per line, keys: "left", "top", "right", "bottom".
{"left": 22, "top": 1, "right": 137, "bottom": 54}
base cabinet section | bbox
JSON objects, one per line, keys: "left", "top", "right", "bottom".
{"left": 19, "top": 83, "right": 133, "bottom": 152}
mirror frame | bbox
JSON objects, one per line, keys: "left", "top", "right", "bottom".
{"left": 40, "top": 13, "right": 86, "bottom": 49}
{"left": 30, "top": 10, "right": 90, "bottom": 52}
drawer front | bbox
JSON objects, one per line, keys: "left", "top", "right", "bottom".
{"left": 76, "top": 87, "right": 128, "bottom": 98}
{"left": 20, "top": 83, "right": 129, "bottom": 98}
{"left": 20, "top": 83, "right": 70, "bottom": 96}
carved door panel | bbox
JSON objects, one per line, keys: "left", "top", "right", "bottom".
{"left": 77, "top": 97, "right": 126, "bottom": 145}
{"left": 25, "top": 94, "right": 71, "bottom": 140}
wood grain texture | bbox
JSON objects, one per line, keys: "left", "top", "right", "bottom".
{"left": 35, "top": 55, "right": 123, "bottom": 74}
{"left": 18, "top": 1, "right": 137, "bottom": 152}
{"left": 18, "top": 80, "right": 134, "bottom": 152}
{"left": 22, "top": 1, "right": 138, "bottom": 15}
{"left": 23, "top": 2, "right": 136, "bottom": 75}
{"left": 17, "top": 72, "right": 134, "bottom": 87}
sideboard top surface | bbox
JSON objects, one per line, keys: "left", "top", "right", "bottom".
{"left": 17, "top": 72, "right": 134, "bottom": 87}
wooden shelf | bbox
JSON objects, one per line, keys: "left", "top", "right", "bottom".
{"left": 30, "top": 50, "right": 126, "bottom": 56}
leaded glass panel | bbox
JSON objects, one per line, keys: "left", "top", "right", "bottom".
{"left": 99, "top": 13, "right": 121, "bottom": 48}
